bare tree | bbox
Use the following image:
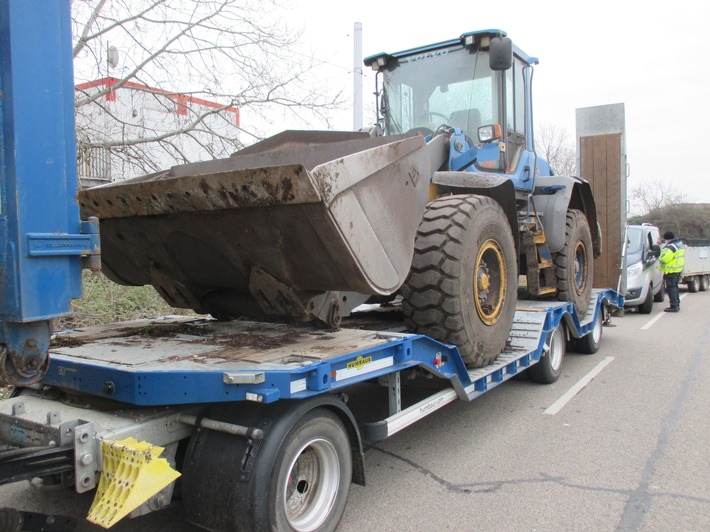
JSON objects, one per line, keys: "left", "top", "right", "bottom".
{"left": 629, "top": 179, "right": 687, "bottom": 216}
{"left": 72, "top": 0, "right": 342, "bottom": 179}
{"left": 535, "top": 124, "right": 576, "bottom": 176}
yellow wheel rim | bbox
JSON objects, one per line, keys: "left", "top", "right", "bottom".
{"left": 573, "top": 239, "right": 588, "bottom": 296}
{"left": 474, "top": 239, "right": 507, "bottom": 325}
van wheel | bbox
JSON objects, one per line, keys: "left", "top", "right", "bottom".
{"left": 653, "top": 281, "right": 665, "bottom": 302}
{"left": 638, "top": 287, "right": 653, "bottom": 314}
{"left": 700, "top": 275, "right": 709, "bottom": 292}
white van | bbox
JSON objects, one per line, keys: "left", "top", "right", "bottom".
{"left": 624, "top": 224, "right": 664, "bottom": 313}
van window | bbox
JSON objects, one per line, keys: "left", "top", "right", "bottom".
{"left": 627, "top": 227, "right": 643, "bottom": 254}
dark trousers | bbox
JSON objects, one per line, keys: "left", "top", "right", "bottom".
{"left": 664, "top": 272, "right": 681, "bottom": 309}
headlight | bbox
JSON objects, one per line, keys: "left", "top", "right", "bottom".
{"left": 627, "top": 262, "right": 642, "bottom": 277}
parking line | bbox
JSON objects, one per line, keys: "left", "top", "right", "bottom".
{"left": 544, "top": 356, "right": 615, "bottom": 415}
{"left": 641, "top": 293, "right": 688, "bottom": 330}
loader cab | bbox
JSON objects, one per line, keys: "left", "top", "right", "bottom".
{"left": 365, "top": 30, "right": 544, "bottom": 193}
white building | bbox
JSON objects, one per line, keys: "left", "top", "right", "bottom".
{"left": 75, "top": 77, "right": 240, "bottom": 188}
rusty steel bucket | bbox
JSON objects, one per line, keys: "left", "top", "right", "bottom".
{"left": 78, "top": 130, "right": 434, "bottom": 323}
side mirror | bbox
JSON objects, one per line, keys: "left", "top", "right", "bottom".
{"left": 650, "top": 244, "right": 661, "bottom": 258}
{"left": 489, "top": 37, "right": 513, "bottom": 71}
{"left": 379, "top": 89, "right": 388, "bottom": 115}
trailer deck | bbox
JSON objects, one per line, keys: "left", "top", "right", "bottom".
{"left": 12, "top": 289, "right": 621, "bottom": 409}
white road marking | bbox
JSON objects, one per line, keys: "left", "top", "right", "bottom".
{"left": 641, "top": 293, "right": 688, "bottom": 330}
{"left": 544, "top": 356, "right": 615, "bottom": 415}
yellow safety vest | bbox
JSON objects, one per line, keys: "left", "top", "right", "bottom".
{"left": 659, "top": 242, "right": 685, "bottom": 274}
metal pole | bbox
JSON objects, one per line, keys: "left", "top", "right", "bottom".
{"left": 353, "top": 22, "right": 363, "bottom": 131}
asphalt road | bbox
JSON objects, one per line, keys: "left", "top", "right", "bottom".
{"left": 1, "top": 289, "right": 708, "bottom": 531}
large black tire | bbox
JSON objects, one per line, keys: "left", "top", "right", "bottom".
{"left": 182, "top": 402, "right": 353, "bottom": 532}
{"left": 700, "top": 275, "right": 709, "bottom": 292}
{"left": 529, "top": 325, "right": 566, "bottom": 384}
{"left": 401, "top": 195, "right": 517, "bottom": 367}
{"left": 653, "top": 281, "right": 665, "bottom": 302}
{"left": 638, "top": 286, "right": 654, "bottom": 314}
{"left": 554, "top": 209, "right": 593, "bottom": 318}
{"left": 268, "top": 409, "right": 352, "bottom": 532}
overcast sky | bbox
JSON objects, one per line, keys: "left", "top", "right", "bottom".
{"left": 269, "top": 0, "right": 710, "bottom": 208}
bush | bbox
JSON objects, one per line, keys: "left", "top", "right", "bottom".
{"left": 55, "top": 272, "right": 196, "bottom": 330}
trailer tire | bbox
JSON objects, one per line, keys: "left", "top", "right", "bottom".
{"left": 687, "top": 276, "right": 700, "bottom": 293}
{"left": 529, "top": 325, "right": 566, "bottom": 383}
{"left": 268, "top": 409, "right": 351, "bottom": 532}
{"left": 182, "top": 399, "right": 359, "bottom": 532}
{"left": 574, "top": 309, "right": 603, "bottom": 354}
{"left": 402, "top": 195, "right": 517, "bottom": 367}
{"left": 653, "top": 281, "right": 665, "bottom": 302}
{"left": 554, "top": 209, "right": 593, "bottom": 318}
{"left": 700, "top": 275, "right": 709, "bottom": 292}
{"left": 638, "top": 286, "right": 654, "bottom": 314}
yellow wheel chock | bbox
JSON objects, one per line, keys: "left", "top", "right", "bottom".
{"left": 87, "top": 437, "right": 180, "bottom": 528}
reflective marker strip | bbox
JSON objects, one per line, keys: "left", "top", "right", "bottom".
{"left": 290, "top": 379, "right": 307, "bottom": 395}
{"left": 335, "top": 356, "right": 394, "bottom": 381}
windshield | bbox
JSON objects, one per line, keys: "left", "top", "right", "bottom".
{"left": 627, "top": 227, "right": 643, "bottom": 255}
{"left": 382, "top": 46, "right": 499, "bottom": 141}
{"left": 626, "top": 227, "right": 644, "bottom": 264}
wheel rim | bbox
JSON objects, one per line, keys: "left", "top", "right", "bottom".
{"left": 573, "top": 239, "right": 588, "bottom": 295}
{"left": 474, "top": 239, "right": 507, "bottom": 325}
{"left": 545, "top": 327, "right": 564, "bottom": 371}
{"left": 283, "top": 438, "right": 340, "bottom": 531}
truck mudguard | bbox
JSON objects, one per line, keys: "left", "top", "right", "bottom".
{"left": 181, "top": 395, "right": 364, "bottom": 530}
{"left": 431, "top": 171, "right": 518, "bottom": 251}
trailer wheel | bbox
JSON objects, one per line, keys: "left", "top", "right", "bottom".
{"left": 574, "top": 309, "right": 603, "bottom": 354}
{"left": 653, "top": 281, "right": 665, "bottom": 302}
{"left": 268, "top": 409, "right": 352, "bottom": 532}
{"left": 638, "top": 286, "right": 654, "bottom": 314}
{"left": 554, "top": 209, "right": 593, "bottom": 318}
{"left": 401, "top": 195, "right": 517, "bottom": 367}
{"left": 529, "top": 325, "right": 566, "bottom": 384}
{"left": 688, "top": 276, "right": 700, "bottom": 293}
{"left": 700, "top": 275, "right": 709, "bottom": 292}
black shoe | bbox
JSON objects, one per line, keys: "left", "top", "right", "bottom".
{"left": 664, "top": 307, "right": 679, "bottom": 312}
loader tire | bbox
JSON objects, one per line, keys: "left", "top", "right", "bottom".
{"left": 401, "top": 195, "right": 517, "bottom": 367}
{"left": 554, "top": 209, "right": 593, "bottom": 318}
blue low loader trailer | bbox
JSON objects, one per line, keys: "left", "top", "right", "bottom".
{"left": 0, "top": 292, "right": 620, "bottom": 531}
{"left": 0, "top": 1, "right": 623, "bottom": 530}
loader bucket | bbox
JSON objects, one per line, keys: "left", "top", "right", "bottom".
{"left": 78, "top": 130, "right": 434, "bottom": 323}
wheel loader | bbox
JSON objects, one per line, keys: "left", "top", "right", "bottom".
{"left": 78, "top": 29, "right": 601, "bottom": 368}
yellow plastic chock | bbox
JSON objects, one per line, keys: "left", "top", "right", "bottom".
{"left": 87, "top": 437, "right": 181, "bottom": 528}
